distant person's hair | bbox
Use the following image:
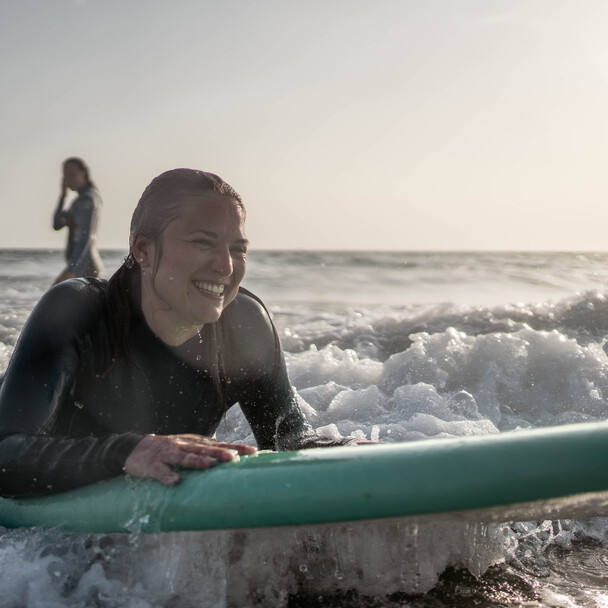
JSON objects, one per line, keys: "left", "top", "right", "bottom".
{"left": 102, "top": 168, "right": 245, "bottom": 409}
{"left": 63, "top": 157, "right": 96, "bottom": 190}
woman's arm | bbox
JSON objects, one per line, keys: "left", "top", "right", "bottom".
{"left": 0, "top": 280, "right": 142, "bottom": 496}
{"left": 0, "top": 432, "right": 142, "bottom": 496}
{"left": 227, "top": 290, "right": 359, "bottom": 451}
{"left": 52, "top": 178, "right": 68, "bottom": 231}
{"left": 0, "top": 281, "right": 258, "bottom": 496}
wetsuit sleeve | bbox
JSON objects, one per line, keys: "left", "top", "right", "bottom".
{"left": 53, "top": 203, "right": 68, "bottom": 230}
{"left": 0, "top": 280, "right": 143, "bottom": 497}
{"left": 65, "top": 193, "right": 96, "bottom": 276}
{"left": 227, "top": 291, "right": 356, "bottom": 451}
{"left": 240, "top": 351, "right": 316, "bottom": 451}
{"left": 242, "top": 355, "right": 358, "bottom": 451}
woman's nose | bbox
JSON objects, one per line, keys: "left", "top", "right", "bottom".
{"left": 210, "top": 247, "right": 233, "bottom": 276}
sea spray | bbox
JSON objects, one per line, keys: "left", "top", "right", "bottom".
{"left": 0, "top": 519, "right": 516, "bottom": 606}
{"left": 3, "top": 517, "right": 606, "bottom": 606}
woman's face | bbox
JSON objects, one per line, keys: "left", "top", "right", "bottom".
{"left": 135, "top": 195, "right": 248, "bottom": 344}
{"left": 63, "top": 163, "right": 87, "bottom": 191}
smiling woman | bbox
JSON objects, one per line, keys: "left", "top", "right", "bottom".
{"left": 135, "top": 194, "right": 248, "bottom": 345}
{"left": 0, "top": 168, "right": 360, "bottom": 498}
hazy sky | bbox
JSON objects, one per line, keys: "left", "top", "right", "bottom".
{"left": 2, "top": 0, "right": 608, "bottom": 251}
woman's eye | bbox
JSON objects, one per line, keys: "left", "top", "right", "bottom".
{"left": 231, "top": 247, "right": 248, "bottom": 257}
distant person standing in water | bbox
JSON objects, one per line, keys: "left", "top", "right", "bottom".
{"left": 52, "top": 157, "right": 104, "bottom": 284}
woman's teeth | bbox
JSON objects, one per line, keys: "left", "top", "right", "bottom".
{"left": 193, "top": 281, "right": 224, "bottom": 296}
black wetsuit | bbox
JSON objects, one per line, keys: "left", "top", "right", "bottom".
{"left": 0, "top": 278, "right": 318, "bottom": 497}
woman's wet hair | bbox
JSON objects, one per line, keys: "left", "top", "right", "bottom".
{"left": 63, "top": 157, "right": 96, "bottom": 190}
{"left": 103, "top": 169, "right": 245, "bottom": 408}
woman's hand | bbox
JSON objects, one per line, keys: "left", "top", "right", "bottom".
{"left": 123, "top": 434, "right": 257, "bottom": 486}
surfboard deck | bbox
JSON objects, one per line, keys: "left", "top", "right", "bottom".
{"left": 1, "top": 421, "right": 608, "bottom": 534}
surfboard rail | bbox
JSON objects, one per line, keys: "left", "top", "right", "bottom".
{"left": 2, "top": 421, "right": 608, "bottom": 534}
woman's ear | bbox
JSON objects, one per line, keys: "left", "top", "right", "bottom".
{"left": 131, "top": 235, "right": 151, "bottom": 269}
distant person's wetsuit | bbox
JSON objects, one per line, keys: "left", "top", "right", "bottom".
{"left": 53, "top": 185, "right": 104, "bottom": 277}
{"left": 0, "top": 279, "right": 334, "bottom": 497}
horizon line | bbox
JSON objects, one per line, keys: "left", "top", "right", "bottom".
{"left": 2, "top": 247, "right": 608, "bottom": 255}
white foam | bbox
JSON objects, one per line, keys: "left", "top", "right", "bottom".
{"left": 285, "top": 344, "right": 383, "bottom": 389}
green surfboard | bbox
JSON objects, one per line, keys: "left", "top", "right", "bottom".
{"left": 2, "top": 421, "right": 608, "bottom": 534}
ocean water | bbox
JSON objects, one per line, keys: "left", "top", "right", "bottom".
{"left": 2, "top": 249, "right": 608, "bottom": 607}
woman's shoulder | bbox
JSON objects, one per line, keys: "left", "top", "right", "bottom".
{"left": 220, "top": 288, "right": 276, "bottom": 336}
{"left": 220, "top": 289, "right": 279, "bottom": 363}
{"left": 44, "top": 276, "right": 106, "bottom": 299}
{"left": 227, "top": 288, "right": 272, "bottom": 321}
{"left": 7, "top": 279, "right": 110, "bottom": 357}
{"left": 35, "top": 278, "right": 107, "bottom": 328}
{"left": 73, "top": 186, "right": 101, "bottom": 208}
